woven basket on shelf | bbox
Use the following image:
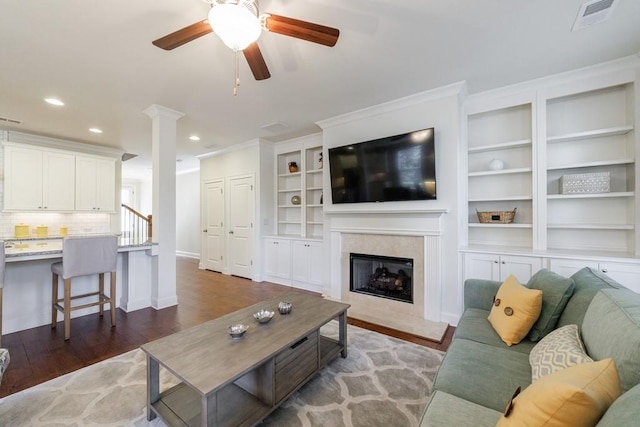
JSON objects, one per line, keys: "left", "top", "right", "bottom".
{"left": 476, "top": 208, "right": 517, "bottom": 224}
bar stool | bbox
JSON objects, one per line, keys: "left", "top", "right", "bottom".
{"left": 51, "top": 236, "right": 118, "bottom": 340}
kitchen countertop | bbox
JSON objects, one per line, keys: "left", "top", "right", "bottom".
{"left": 3, "top": 235, "right": 154, "bottom": 262}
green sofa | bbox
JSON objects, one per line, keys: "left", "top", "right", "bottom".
{"left": 420, "top": 267, "right": 640, "bottom": 426}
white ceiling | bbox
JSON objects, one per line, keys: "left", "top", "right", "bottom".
{"left": 1, "top": 0, "right": 639, "bottom": 179}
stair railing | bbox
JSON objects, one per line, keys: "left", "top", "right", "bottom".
{"left": 121, "top": 204, "right": 152, "bottom": 241}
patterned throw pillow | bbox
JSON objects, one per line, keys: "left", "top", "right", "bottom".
{"left": 529, "top": 324, "right": 593, "bottom": 382}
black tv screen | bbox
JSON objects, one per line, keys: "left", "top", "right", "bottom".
{"left": 329, "top": 128, "right": 436, "bottom": 204}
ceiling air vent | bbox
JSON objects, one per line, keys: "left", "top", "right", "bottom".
{"left": 260, "top": 122, "right": 289, "bottom": 133}
{"left": 0, "top": 116, "right": 22, "bottom": 124}
{"left": 572, "top": 0, "right": 617, "bottom": 31}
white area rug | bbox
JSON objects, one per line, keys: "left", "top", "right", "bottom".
{"left": 0, "top": 323, "right": 444, "bottom": 426}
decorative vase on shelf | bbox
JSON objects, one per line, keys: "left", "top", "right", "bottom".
{"left": 488, "top": 158, "right": 505, "bottom": 171}
{"left": 320, "top": 192, "right": 323, "bottom": 204}
{"left": 318, "top": 152, "right": 323, "bottom": 169}
{"left": 288, "top": 162, "right": 298, "bottom": 173}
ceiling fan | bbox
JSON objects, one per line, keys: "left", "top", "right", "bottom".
{"left": 152, "top": 0, "right": 340, "bottom": 83}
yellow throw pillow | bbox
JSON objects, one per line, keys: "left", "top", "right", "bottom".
{"left": 496, "top": 358, "right": 621, "bottom": 427}
{"left": 488, "top": 275, "right": 542, "bottom": 346}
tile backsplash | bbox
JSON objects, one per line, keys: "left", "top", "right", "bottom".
{"left": 1, "top": 212, "right": 112, "bottom": 239}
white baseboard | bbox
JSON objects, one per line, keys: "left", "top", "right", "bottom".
{"left": 152, "top": 295, "right": 178, "bottom": 310}
{"left": 440, "top": 311, "right": 461, "bottom": 327}
{"left": 176, "top": 251, "right": 200, "bottom": 259}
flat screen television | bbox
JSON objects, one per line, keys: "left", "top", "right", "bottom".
{"left": 328, "top": 128, "right": 436, "bottom": 204}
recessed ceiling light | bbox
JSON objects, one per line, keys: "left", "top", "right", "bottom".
{"left": 189, "top": 135, "right": 201, "bottom": 141}
{"left": 89, "top": 128, "right": 103, "bottom": 134}
{"left": 44, "top": 98, "right": 65, "bottom": 106}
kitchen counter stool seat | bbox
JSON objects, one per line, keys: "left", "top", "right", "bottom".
{"left": 51, "top": 236, "right": 118, "bottom": 340}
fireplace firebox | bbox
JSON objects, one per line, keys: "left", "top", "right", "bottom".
{"left": 349, "top": 253, "right": 413, "bottom": 303}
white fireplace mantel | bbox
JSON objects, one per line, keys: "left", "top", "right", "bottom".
{"left": 327, "top": 208, "right": 445, "bottom": 323}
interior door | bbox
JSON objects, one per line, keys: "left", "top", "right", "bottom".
{"left": 228, "top": 175, "right": 254, "bottom": 279}
{"left": 203, "top": 180, "right": 225, "bottom": 272}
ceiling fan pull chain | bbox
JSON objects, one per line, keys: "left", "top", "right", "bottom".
{"left": 233, "top": 48, "right": 240, "bottom": 96}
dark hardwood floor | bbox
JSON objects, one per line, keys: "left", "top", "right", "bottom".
{"left": 0, "top": 257, "right": 453, "bottom": 398}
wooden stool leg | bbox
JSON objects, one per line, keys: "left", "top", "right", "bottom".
{"left": 64, "top": 278, "right": 71, "bottom": 340}
{"left": 52, "top": 274, "right": 58, "bottom": 328}
{"left": 99, "top": 273, "right": 105, "bottom": 317}
{"left": 110, "top": 272, "right": 116, "bottom": 327}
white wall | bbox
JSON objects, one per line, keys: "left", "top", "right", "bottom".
{"left": 318, "top": 82, "right": 466, "bottom": 324}
{"left": 176, "top": 169, "right": 201, "bottom": 258}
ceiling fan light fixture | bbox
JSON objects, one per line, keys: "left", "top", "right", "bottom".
{"left": 208, "top": 1, "right": 262, "bottom": 51}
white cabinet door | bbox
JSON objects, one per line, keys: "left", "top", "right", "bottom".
{"left": 464, "top": 252, "right": 542, "bottom": 283}
{"left": 599, "top": 262, "right": 640, "bottom": 293}
{"left": 264, "top": 238, "right": 291, "bottom": 280}
{"left": 292, "top": 240, "right": 324, "bottom": 291}
{"left": 4, "top": 145, "right": 43, "bottom": 210}
{"left": 291, "top": 241, "right": 309, "bottom": 283}
{"left": 464, "top": 252, "right": 501, "bottom": 281}
{"left": 499, "top": 255, "right": 543, "bottom": 282}
{"left": 548, "top": 258, "right": 599, "bottom": 278}
{"left": 306, "top": 241, "right": 324, "bottom": 287}
{"left": 548, "top": 258, "right": 640, "bottom": 293}
{"left": 76, "top": 156, "right": 116, "bottom": 212}
{"left": 95, "top": 158, "right": 116, "bottom": 211}
{"left": 43, "top": 151, "right": 76, "bottom": 211}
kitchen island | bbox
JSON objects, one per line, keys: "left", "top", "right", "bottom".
{"left": 1, "top": 235, "right": 157, "bottom": 338}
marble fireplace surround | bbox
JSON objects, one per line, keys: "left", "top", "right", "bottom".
{"left": 328, "top": 210, "right": 447, "bottom": 336}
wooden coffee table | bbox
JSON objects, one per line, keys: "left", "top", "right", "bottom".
{"left": 141, "top": 292, "right": 350, "bottom": 427}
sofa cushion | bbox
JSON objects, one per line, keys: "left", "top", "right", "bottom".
{"left": 433, "top": 338, "right": 532, "bottom": 412}
{"left": 582, "top": 288, "right": 640, "bottom": 392}
{"left": 488, "top": 275, "right": 542, "bottom": 346}
{"left": 453, "top": 308, "right": 535, "bottom": 354}
{"left": 558, "top": 267, "right": 621, "bottom": 328}
{"left": 419, "top": 390, "right": 502, "bottom": 427}
{"left": 529, "top": 324, "right": 593, "bottom": 381}
{"left": 496, "top": 358, "right": 621, "bottom": 427}
{"left": 526, "top": 269, "right": 575, "bottom": 341}
{"left": 596, "top": 383, "right": 640, "bottom": 426}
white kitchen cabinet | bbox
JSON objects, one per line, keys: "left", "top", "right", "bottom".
{"left": 264, "top": 238, "right": 291, "bottom": 282}
{"left": 291, "top": 240, "right": 324, "bottom": 292}
{"left": 4, "top": 145, "right": 75, "bottom": 211}
{"left": 548, "top": 258, "right": 640, "bottom": 293}
{"left": 75, "top": 156, "right": 116, "bottom": 212}
{"left": 464, "top": 252, "right": 543, "bottom": 283}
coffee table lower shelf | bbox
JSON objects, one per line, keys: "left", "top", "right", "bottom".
{"left": 152, "top": 382, "right": 270, "bottom": 427}
{"left": 151, "top": 336, "right": 344, "bottom": 427}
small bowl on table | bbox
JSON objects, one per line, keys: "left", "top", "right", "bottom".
{"left": 253, "top": 309, "right": 275, "bottom": 324}
{"left": 228, "top": 324, "right": 249, "bottom": 339}
{"left": 278, "top": 301, "right": 292, "bottom": 315}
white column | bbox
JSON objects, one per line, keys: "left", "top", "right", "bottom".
{"left": 144, "top": 104, "right": 185, "bottom": 309}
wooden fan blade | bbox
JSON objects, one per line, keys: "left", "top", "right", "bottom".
{"left": 152, "top": 20, "right": 212, "bottom": 50}
{"left": 243, "top": 42, "right": 271, "bottom": 80}
{"left": 264, "top": 14, "right": 339, "bottom": 47}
